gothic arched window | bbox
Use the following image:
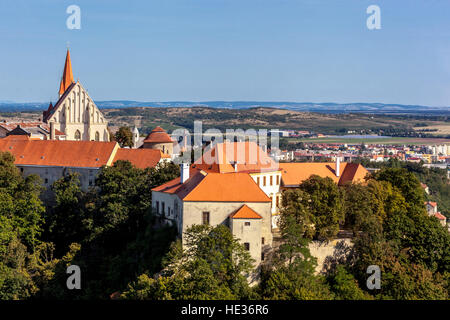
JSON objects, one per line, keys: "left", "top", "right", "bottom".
{"left": 75, "top": 130, "right": 81, "bottom": 140}
{"left": 95, "top": 131, "right": 100, "bottom": 141}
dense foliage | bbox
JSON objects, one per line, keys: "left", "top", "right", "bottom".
{"left": 114, "top": 126, "right": 134, "bottom": 148}
{"left": 121, "top": 225, "right": 255, "bottom": 300}
{"left": 0, "top": 153, "right": 179, "bottom": 299}
{"left": 0, "top": 150, "right": 448, "bottom": 300}
{"left": 355, "top": 158, "right": 450, "bottom": 218}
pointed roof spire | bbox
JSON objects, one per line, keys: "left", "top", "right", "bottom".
{"left": 58, "top": 49, "right": 74, "bottom": 96}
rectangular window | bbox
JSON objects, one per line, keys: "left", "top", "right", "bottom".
{"left": 270, "top": 176, "right": 273, "bottom": 186}
{"left": 45, "top": 178, "right": 48, "bottom": 184}
{"left": 261, "top": 252, "right": 265, "bottom": 261}
{"left": 257, "top": 177, "right": 260, "bottom": 186}
{"left": 244, "top": 243, "right": 250, "bottom": 251}
{"left": 262, "top": 237, "right": 265, "bottom": 245}
{"left": 276, "top": 195, "right": 280, "bottom": 208}
{"left": 263, "top": 176, "right": 266, "bottom": 186}
{"left": 156, "top": 201, "right": 160, "bottom": 214}
{"left": 202, "top": 212, "right": 210, "bottom": 225}
{"left": 276, "top": 175, "right": 280, "bottom": 185}
{"left": 245, "top": 221, "right": 251, "bottom": 226}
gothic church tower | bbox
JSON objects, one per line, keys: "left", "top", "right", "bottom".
{"left": 43, "top": 49, "right": 110, "bottom": 142}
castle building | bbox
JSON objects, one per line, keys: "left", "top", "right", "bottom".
{"left": 0, "top": 135, "right": 167, "bottom": 195}
{"left": 151, "top": 141, "right": 369, "bottom": 269}
{"left": 42, "top": 49, "right": 110, "bottom": 142}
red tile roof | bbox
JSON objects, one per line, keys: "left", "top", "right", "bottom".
{"left": 153, "top": 171, "right": 271, "bottom": 202}
{"left": 434, "top": 212, "right": 446, "bottom": 220}
{"left": 230, "top": 205, "right": 262, "bottom": 219}
{"left": 144, "top": 126, "right": 174, "bottom": 144}
{"left": 425, "top": 201, "right": 437, "bottom": 208}
{"left": 113, "top": 148, "right": 163, "bottom": 169}
{"left": 0, "top": 139, "right": 117, "bottom": 168}
{"left": 279, "top": 162, "right": 368, "bottom": 186}
{"left": 192, "top": 141, "right": 278, "bottom": 174}
{"left": 1, "top": 135, "right": 31, "bottom": 141}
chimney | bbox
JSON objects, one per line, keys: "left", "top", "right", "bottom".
{"left": 180, "top": 163, "right": 189, "bottom": 183}
{"left": 336, "top": 157, "right": 340, "bottom": 177}
{"left": 50, "top": 122, "right": 55, "bottom": 140}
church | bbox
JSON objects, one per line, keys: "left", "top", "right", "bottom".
{"left": 42, "top": 49, "right": 110, "bottom": 142}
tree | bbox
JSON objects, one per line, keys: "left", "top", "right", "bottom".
{"left": 298, "top": 175, "right": 345, "bottom": 240}
{"left": 326, "top": 265, "right": 372, "bottom": 300}
{"left": 122, "top": 225, "right": 255, "bottom": 300}
{"left": 372, "top": 167, "right": 425, "bottom": 217}
{"left": 259, "top": 209, "right": 333, "bottom": 300}
{"left": 0, "top": 152, "right": 46, "bottom": 299}
{"left": 114, "top": 126, "right": 134, "bottom": 148}
{"left": 44, "top": 172, "right": 90, "bottom": 256}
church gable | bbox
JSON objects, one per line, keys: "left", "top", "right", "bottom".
{"left": 46, "top": 81, "right": 106, "bottom": 126}
{"left": 43, "top": 49, "right": 110, "bottom": 142}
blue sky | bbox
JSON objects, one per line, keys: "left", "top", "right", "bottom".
{"left": 1, "top": 0, "right": 450, "bottom": 106}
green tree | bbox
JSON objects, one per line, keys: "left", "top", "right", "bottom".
{"left": 326, "top": 265, "right": 372, "bottom": 300}
{"left": 372, "top": 167, "right": 425, "bottom": 216}
{"left": 114, "top": 126, "right": 134, "bottom": 148}
{"left": 44, "top": 172, "right": 90, "bottom": 256}
{"left": 122, "top": 225, "right": 255, "bottom": 300}
{"left": 259, "top": 209, "right": 333, "bottom": 300}
{"left": 0, "top": 152, "right": 46, "bottom": 299}
{"left": 298, "top": 175, "right": 345, "bottom": 240}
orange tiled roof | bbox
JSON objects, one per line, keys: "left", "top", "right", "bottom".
{"left": 59, "top": 49, "right": 74, "bottom": 96}
{"left": 113, "top": 148, "right": 163, "bottom": 169}
{"left": 279, "top": 162, "right": 368, "bottom": 186}
{"left": 0, "top": 139, "right": 117, "bottom": 168}
{"left": 144, "top": 126, "right": 174, "bottom": 144}
{"left": 425, "top": 201, "right": 438, "bottom": 207}
{"left": 434, "top": 212, "right": 446, "bottom": 220}
{"left": 1, "top": 135, "right": 31, "bottom": 141}
{"left": 193, "top": 141, "right": 278, "bottom": 174}
{"left": 152, "top": 171, "right": 271, "bottom": 203}
{"left": 231, "top": 205, "right": 262, "bottom": 219}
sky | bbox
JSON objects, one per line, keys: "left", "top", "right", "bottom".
{"left": 1, "top": 0, "right": 450, "bottom": 107}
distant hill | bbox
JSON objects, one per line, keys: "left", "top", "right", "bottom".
{"left": 0, "top": 100, "right": 449, "bottom": 115}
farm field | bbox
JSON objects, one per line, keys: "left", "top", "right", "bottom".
{"left": 292, "top": 136, "right": 450, "bottom": 145}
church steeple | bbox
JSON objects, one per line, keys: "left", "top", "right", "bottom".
{"left": 58, "top": 49, "right": 74, "bottom": 96}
